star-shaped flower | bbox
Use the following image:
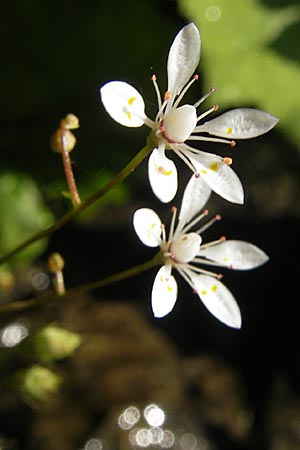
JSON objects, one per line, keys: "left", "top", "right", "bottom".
{"left": 100, "top": 23, "right": 278, "bottom": 203}
{"left": 133, "top": 175, "right": 269, "bottom": 328}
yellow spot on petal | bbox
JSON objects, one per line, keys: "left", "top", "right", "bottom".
{"left": 201, "top": 169, "right": 208, "bottom": 174}
{"left": 158, "top": 166, "right": 172, "bottom": 176}
{"left": 126, "top": 111, "right": 132, "bottom": 120}
{"left": 226, "top": 127, "right": 233, "bottom": 134}
{"left": 201, "top": 290, "right": 207, "bottom": 295}
{"left": 222, "top": 257, "right": 228, "bottom": 262}
{"left": 150, "top": 223, "right": 156, "bottom": 229}
{"left": 167, "top": 285, "right": 173, "bottom": 292}
{"left": 210, "top": 162, "right": 219, "bottom": 171}
{"left": 211, "top": 284, "right": 217, "bottom": 292}
{"left": 128, "top": 97, "right": 137, "bottom": 105}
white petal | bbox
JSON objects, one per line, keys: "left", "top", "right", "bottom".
{"left": 186, "top": 148, "right": 244, "bottom": 204}
{"left": 133, "top": 208, "right": 162, "bottom": 247}
{"left": 199, "top": 240, "right": 269, "bottom": 270}
{"left": 100, "top": 81, "right": 146, "bottom": 127}
{"left": 163, "top": 105, "right": 197, "bottom": 143}
{"left": 170, "top": 233, "right": 201, "bottom": 263}
{"left": 151, "top": 266, "right": 178, "bottom": 318}
{"left": 167, "top": 23, "right": 201, "bottom": 99}
{"left": 191, "top": 273, "right": 241, "bottom": 328}
{"left": 148, "top": 148, "right": 178, "bottom": 203}
{"left": 195, "top": 108, "right": 279, "bottom": 139}
{"left": 178, "top": 174, "right": 211, "bottom": 231}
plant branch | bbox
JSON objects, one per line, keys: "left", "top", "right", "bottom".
{"left": 0, "top": 141, "right": 153, "bottom": 266}
{"left": 0, "top": 255, "right": 160, "bottom": 315}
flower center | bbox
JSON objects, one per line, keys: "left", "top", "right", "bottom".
{"left": 160, "top": 105, "right": 197, "bottom": 143}
{"left": 169, "top": 232, "right": 201, "bottom": 264}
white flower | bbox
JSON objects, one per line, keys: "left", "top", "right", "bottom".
{"left": 133, "top": 175, "right": 269, "bottom": 328}
{"left": 100, "top": 23, "right": 278, "bottom": 203}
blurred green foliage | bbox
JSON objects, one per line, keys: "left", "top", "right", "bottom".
{"left": 179, "top": 0, "right": 300, "bottom": 145}
{"left": 33, "top": 325, "right": 82, "bottom": 363}
{"left": 15, "top": 365, "right": 62, "bottom": 403}
{"left": 0, "top": 172, "right": 53, "bottom": 265}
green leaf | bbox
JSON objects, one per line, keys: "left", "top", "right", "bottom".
{"left": 0, "top": 172, "right": 53, "bottom": 265}
{"left": 178, "top": 0, "right": 300, "bottom": 144}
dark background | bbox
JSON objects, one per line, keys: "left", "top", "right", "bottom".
{"left": 0, "top": 1, "right": 300, "bottom": 449}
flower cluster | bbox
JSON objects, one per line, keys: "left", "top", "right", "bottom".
{"left": 133, "top": 175, "right": 268, "bottom": 328}
{"left": 100, "top": 23, "right": 278, "bottom": 204}
{"left": 100, "top": 23, "right": 278, "bottom": 328}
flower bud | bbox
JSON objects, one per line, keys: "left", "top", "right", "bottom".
{"left": 60, "top": 113, "right": 79, "bottom": 130}
{"left": 50, "top": 129, "right": 76, "bottom": 153}
{"left": 48, "top": 253, "right": 65, "bottom": 273}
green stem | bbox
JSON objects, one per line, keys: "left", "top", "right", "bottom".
{"left": 0, "top": 255, "right": 160, "bottom": 315}
{"left": 0, "top": 141, "right": 153, "bottom": 266}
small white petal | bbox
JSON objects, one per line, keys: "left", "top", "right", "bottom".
{"left": 151, "top": 266, "right": 178, "bottom": 318}
{"left": 133, "top": 208, "right": 162, "bottom": 247}
{"left": 195, "top": 108, "right": 279, "bottom": 139}
{"left": 170, "top": 233, "right": 201, "bottom": 263}
{"left": 167, "top": 23, "right": 201, "bottom": 99}
{"left": 199, "top": 240, "right": 269, "bottom": 270}
{"left": 178, "top": 174, "right": 211, "bottom": 231}
{"left": 186, "top": 148, "right": 244, "bottom": 204}
{"left": 100, "top": 81, "right": 146, "bottom": 127}
{"left": 163, "top": 105, "right": 197, "bottom": 143}
{"left": 191, "top": 273, "right": 241, "bottom": 328}
{"left": 148, "top": 148, "right": 178, "bottom": 203}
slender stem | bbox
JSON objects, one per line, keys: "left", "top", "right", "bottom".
{"left": 52, "top": 271, "right": 65, "bottom": 296}
{"left": 0, "top": 141, "right": 153, "bottom": 266}
{"left": 61, "top": 144, "right": 81, "bottom": 207}
{"left": 0, "top": 255, "right": 160, "bottom": 315}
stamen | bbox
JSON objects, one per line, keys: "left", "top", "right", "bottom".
{"left": 151, "top": 74, "right": 162, "bottom": 112}
{"left": 173, "top": 75, "right": 198, "bottom": 109}
{"left": 172, "top": 147, "right": 198, "bottom": 173}
{"left": 193, "top": 87, "right": 217, "bottom": 109}
{"left": 184, "top": 263, "right": 221, "bottom": 278}
{"left": 188, "top": 135, "right": 237, "bottom": 145}
{"left": 176, "top": 267, "right": 195, "bottom": 291}
{"left": 155, "top": 97, "right": 169, "bottom": 122}
{"left": 168, "top": 206, "right": 177, "bottom": 244}
{"left": 161, "top": 223, "right": 166, "bottom": 243}
{"left": 193, "top": 257, "right": 227, "bottom": 267}
{"left": 194, "top": 214, "right": 221, "bottom": 235}
{"left": 199, "top": 235, "right": 226, "bottom": 250}
{"left": 180, "top": 209, "right": 209, "bottom": 234}
{"left": 223, "top": 157, "right": 232, "bottom": 165}
{"left": 197, "top": 105, "right": 218, "bottom": 122}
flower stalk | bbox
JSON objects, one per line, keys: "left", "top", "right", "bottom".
{"left": 0, "top": 253, "right": 161, "bottom": 316}
{"left": 51, "top": 113, "right": 81, "bottom": 207}
{"left": 0, "top": 139, "right": 153, "bottom": 266}
{"left": 48, "top": 252, "right": 66, "bottom": 296}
